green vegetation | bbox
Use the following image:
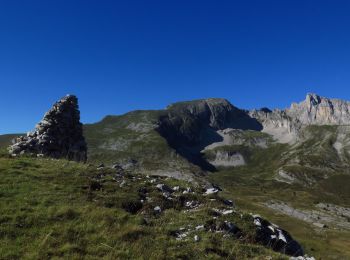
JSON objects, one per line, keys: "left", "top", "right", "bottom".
{"left": 0, "top": 155, "right": 290, "bottom": 259}
{"left": 208, "top": 138, "right": 350, "bottom": 259}
{"left": 0, "top": 134, "right": 22, "bottom": 148}
{"left": 2, "top": 117, "right": 350, "bottom": 259}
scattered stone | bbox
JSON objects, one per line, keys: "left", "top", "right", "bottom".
{"left": 154, "top": 206, "right": 162, "bottom": 214}
{"left": 313, "top": 222, "right": 327, "bottom": 228}
{"left": 222, "top": 209, "right": 234, "bottom": 215}
{"left": 204, "top": 188, "right": 219, "bottom": 195}
{"left": 162, "top": 192, "right": 172, "bottom": 200}
{"left": 223, "top": 199, "right": 234, "bottom": 207}
{"left": 156, "top": 183, "right": 174, "bottom": 193}
{"left": 290, "top": 256, "right": 315, "bottom": 260}
{"left": 121, "top": 159, "right": 138, "bottom": 170}
{"left": 211, "top": 184, "right": 222, "bottom": 191}
{"left": 176, "top": 232, "right": 188, "bottom": 240}
{"left": 221, "top": 221, "right": 240, "bottom": 235}
{"left": 185, "top": 201, "right": 200, "bottom": 209}
{"left": 212, "top": 208, "right": 234, "bottom": 216}
{"left": 182, "top": 187, "right": 193, "bottom": 194}
{"left": 111, "top": 163, "right": 123, "bottom": 170}
{"left": 195, "top": 225, "right": 204, "bottom": 230}
{"left": 194, "top": 235, "right": 200, "bottom": 242}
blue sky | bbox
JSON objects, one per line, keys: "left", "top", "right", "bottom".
{"left": 1, "top": 0, "right": 350, "bottom": 134}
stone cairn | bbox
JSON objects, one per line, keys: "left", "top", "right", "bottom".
{"left": 9, "top": 95, "right": 87, "bottom": 162}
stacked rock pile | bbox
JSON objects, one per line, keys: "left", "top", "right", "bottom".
{"left": 9, "top": 95, "right": 87, "bottom": 162}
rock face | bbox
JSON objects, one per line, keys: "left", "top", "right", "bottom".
{"left": 288, "top": 93, "right": 350, "bottom": 125}
{"left": 9, "top": 95, "right": 87, "bottom": 162}
{"left": 208, "top": 150, "right": 245, "bottom": 167}
{"left": 249, "top": 93, "right": 350, "bottom": 143}
{"left": 156, "top": 98, "right": 263, "bottom": 170}
{"left": 158, "top": 98, "right": 263, "bottom": 146}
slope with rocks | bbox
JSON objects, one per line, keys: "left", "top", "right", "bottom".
{"left": 0, "top": 152, "right": 311, "bottom": 259}
{"left": 83, "top": 110, "right": 205, "bottom": 182}
{"left": 2, "top": 93, "right": 350, "bottom": 257}
{"left": 84, "top": 98, "right": 264, "bottom": 181}
{"left": 70, "top": 94, "right": 350, "bottom": 186}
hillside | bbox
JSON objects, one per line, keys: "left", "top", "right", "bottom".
{"left": 0, "top": 152, "right": 302, "bottom": 259}
{"left": 2, "top": 93, "right": 350, "bottom": 258}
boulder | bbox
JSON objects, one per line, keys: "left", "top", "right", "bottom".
{"left": 252, "top": 215, "right": 304, "bottom": 256}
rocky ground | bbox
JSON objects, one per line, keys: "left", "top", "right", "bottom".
{"left": 264, "top": 200, "right": 350, "bottom": 230}
{"left": 0, "top": 151, "right": 313, "bottom": 259}
{"left": 89, "top": 162, "right": 308, "bottom": 258}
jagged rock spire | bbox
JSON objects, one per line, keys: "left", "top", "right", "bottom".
{"left": 9, "top": 95, "right": 87, "bottom": 162}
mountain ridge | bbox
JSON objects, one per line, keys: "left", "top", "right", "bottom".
{"left": 1, "top": 93, "right": 350, "bottom": 258}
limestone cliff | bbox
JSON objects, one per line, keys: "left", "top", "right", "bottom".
{"left": 288, "top": 93, "right": 350, "bottom": 125}
{"left": 249, "top": 93, "right": 350, "bottom": 143}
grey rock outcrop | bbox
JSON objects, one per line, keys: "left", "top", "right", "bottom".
{"left": 159, "top": 98, "right": 263, "bottom": 145}
{"left": 208, "top": 150, "right": 246, "bottom": 167}
{"left": 288, "top": 93, "right": 350, "bottom": 125}
{"left": 9, "top": 95, "right": 87, "bottom": 162}
{"left": 156, "top": 98, "right": 262, "bottom": 170}
{"left": 252, "top": 215, "right": 304, "bottom": 256}
{"left": 249, "top": 93, "right": 350, "bottom": 143}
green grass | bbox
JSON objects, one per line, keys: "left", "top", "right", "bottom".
{"left": 0, "top": 155, "right": 291, "bottom": 259}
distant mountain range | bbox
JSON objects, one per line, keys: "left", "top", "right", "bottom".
{"left": 3, "top": 93, "right": 350, "bottom": 184}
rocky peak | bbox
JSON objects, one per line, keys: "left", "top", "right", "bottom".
{"left": 287, "top": 93, "right": 350, "bottom": 125}
{"left": 248, "top": 93, "right": 350, "bottom": 144}
{"left": 306, "top": 92, "right": 321, "bottom": 105}
{"left": 166, "top": 98, "right": 238, "bottom": 129}
{"left": 9, "top": 95, "right": 87, "bottom": 162}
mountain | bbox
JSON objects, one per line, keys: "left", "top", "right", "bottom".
{"left": 250, "top": 93, "right": 350, "bottom": 143}
{"left": 83, "top": 93, "right": 350, "bottom": 185}
{"left": 1, "top": 93, "right": 350, "bottom": 258}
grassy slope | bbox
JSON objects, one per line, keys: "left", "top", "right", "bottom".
{"left": 0, "top": 151, "right": 288, "bottom": 259}
{"left": 0, "top": 134, "right": 22, "bottom": 148}
{"left": 2, "top": 117, "right": 350, "bottom": 258}
{"left": 80, "top": 120, "right": 350, "bottom": 258}
{"left": 208, "top": 127, "right": 350, "bottom": 259}
{"left": 83, "top": 111, "right": 203, "bottom": 181}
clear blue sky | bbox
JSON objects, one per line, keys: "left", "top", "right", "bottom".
{"left": 1, "top": 0, "right": 350, "bottom": 134}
